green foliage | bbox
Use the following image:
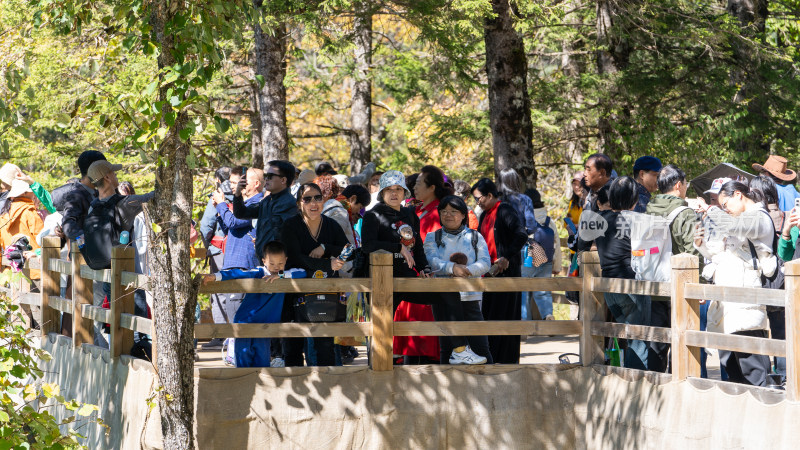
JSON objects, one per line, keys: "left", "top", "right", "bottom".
{"left": 0, "top": 270, "right": 103, "bottom": 448}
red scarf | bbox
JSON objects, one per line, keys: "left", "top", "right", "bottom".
{"left": 416, "top": 199, "right": 441, "bottom": 244}
{"left": 480, "top": 201, "right": 500, "bottom": 262}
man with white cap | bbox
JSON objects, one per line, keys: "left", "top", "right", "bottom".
{"left": 753, "top": 155, "right": 800, "bottom": 212}
{"left": 704, "top": 176, "right": 733, "bottom": 208}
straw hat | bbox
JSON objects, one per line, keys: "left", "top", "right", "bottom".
{"left": 752, "top": 155, "right": 796, "bottom": 182}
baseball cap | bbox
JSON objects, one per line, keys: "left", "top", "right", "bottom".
{"left": 704, "top": 177, "right": 732, "bottom": 195}
{"left": 87, "top": 160, "right": 123, "bottom": 184}
{"left": 77, "top": 150, "right": 107, "bottom": 177}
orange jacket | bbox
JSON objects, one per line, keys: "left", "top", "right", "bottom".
{"left": 0, "top": 197, "right": 44, "bottom": 278}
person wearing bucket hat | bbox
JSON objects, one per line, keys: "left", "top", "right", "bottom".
{"left": 753, "top": 155, "right": 800, "bottom": 212}
{"left": 361, "top": 170, "right": 487, "bottom": 365}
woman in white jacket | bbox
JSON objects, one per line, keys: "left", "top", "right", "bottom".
{"left": 694, "top": 181, "right": 773, "bottom": 386}
{"left": 424, "top": 195, "right": 493, "bottom": 363}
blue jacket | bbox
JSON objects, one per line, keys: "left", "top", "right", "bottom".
{"left": 504, "top": 193, "right": 536, "bottom": 234}
{"left": 218, "top": 192, "right": 263, "bottom": 270}
{"left": 215, "top": 266, "right": 305, "bottom": 368}
{"left": 199, "top": 198, "right": 222, "bottom": 255}
{"left": 233, "top": 188, "right": 297, "bottom": 260}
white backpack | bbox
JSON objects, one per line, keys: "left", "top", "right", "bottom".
{"left": 629, "top": 206, "right": 691, "bottom": 282}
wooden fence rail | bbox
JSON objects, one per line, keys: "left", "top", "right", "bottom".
{"left": 3, "top": 236, "right": 800, "bottom": 400}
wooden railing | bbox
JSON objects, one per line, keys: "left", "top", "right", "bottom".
{"left": 5, "top": 236, "right": 800, "bottom": 400}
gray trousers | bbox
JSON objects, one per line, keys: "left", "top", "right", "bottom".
{"left": 209, "top": 252, "right": 245, "bottom": 324}
{"left": 93, "top": 281, "right": 110, "bottom": 349}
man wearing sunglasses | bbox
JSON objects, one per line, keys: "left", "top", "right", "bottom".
{"left": 233, "top": 160, "right": 298, "bottom": 261}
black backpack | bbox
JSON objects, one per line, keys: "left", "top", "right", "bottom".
{"left": 51, "top": 181, "right": 81, "bottom": 213}
{"left": 80, "top": 194, "right": 128, "bottom": 270}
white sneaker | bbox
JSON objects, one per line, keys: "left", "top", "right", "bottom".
{"left": 270, "top": 357, "right": 285, "bottom": 368}
{"left": 449, "top": 346, "right": 487, "bottom": 365}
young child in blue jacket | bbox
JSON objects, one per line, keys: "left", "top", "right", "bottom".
{"left": 203, "top": 240, "right": 305, "bottom": 367}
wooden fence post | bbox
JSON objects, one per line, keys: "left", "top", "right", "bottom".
{"left": 670, "top": 253, "right": 700, "bottom": 382}
{"left": 580, "top": 251, "right": 605, "bottom": 366}
{"left": 39, "top": 236, "right": 62, "bottom": 338}
{"left": 784, "top": 259, "right": 800, "bottom": 401}
{"left": 110, "top": 246, "right": 135, "bottom": 358}
{"left": 370, "top": 251, "right": 394, "bottom": 371}
{"left": 70, "top": 242, "right": 94, "bottom": 348}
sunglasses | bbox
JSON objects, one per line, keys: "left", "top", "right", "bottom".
{"left": 265, "top": 172, "right": 284, "bottom": 180}
{"left": 301, "top": 194, "right": 324, "bottom": 204}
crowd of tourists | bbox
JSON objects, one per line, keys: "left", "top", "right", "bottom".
{"left": 2, "top": 150, "right": 798, "bottom": 387}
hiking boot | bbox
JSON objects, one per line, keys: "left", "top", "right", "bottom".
{"left": 201, "top": 338, "right": 224, "bottom": 349}
{"left": 449, "top": 346, "right": 487, "bottom": 365}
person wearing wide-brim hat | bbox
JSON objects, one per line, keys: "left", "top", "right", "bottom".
{"left": 359, "top": 170, "right": 487, "bottom": 364}
{"left": 752, "top": 155, "right": 800, "bottom": 212}
{"left": 0, "top": 180, "right": 44, "bottom": 278}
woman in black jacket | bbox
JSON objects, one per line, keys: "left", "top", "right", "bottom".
{"left": 472, "top": 178, "right": 529, "bottom": 364}
{"left": 281, "top": 183, "right": 349, "bottom": 366}
{"left": 361, "top": 171, "right": 487, "bottom": 365}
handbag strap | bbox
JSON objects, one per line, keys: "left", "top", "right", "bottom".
{"left": 747, "top": 239, "right": 759, "bottom": 270}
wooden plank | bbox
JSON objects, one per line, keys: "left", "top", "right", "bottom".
{"left": 120, "top": 313, "right": 152, "bottom": 335}
{"left": 39, "top": 236, "right": 61, "bottom": 337}
{"left": 71, "top": 243, "right": 94, "bottom": 348}
{"left": 580, "top": 252, "right": 605, "bottom": 366}
{"left": 80, "top": 265, "right": 113, "bottom": 283}
{"left": 591, "top": 278, "right": 670, "bottom": 297}
{"left": 81, "top": 304, "right": 112, "bottom": 324}
{"left": 47, "top": 258, "right": 72, "bottom": 275}
{"left": 393, "top": 320, "right": 582, "bottom": 336}
{"left": 783, "top": 259, "right": 800, "bottom": 401}
{"left": 370, "top": 251, "right": 394, "bottom": 372}
{"left": 121, "top": 271, "right": 149, "bottom": 290}
{"left": 110, "top": 246, "right": 136, "bottom": 358}
{"left": 671, "top": 254, "right": 701, "bottom": 382}
{"left": 194, "top": 322, "right": 372, "bottom": 339}
{"left": 17, "top": 292, "right": 41, "bottom": 307}
{"left": 49, "top": 296, "right": 73, "bottom": 314}
{"left": 2, "top": 256, "right": 42, "bottom": 270}
{"left": 198, "top": 277, "right": 371, "bottom": 294}
{"left": 592, "top": 364, "right": 673, "bottom": 385}
{"left": 392, "top": 276, "right": 583, "bottom": 293}
{"left": 684, "top": 283, "right": 785, "bottom": 307}
{"left": 685, "top": 330, "right": 786, "bottom": 357}
{"left": 590, "top": 322, "right": 672, "bottom": 344}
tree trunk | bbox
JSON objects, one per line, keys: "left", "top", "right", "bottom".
{"left": 727, "top": 0, "right": 770, "bottom": 157}
{"left": 562, "top": 0, "right": 587, "bottom": 167}
{"left": 595, "top": 0, "right": 631, "bottom": 159}
{"left": 348, "top": 1, "right": 372, "bottom": 176}
{"left": 484, "top": 0, "right": 536, "bottom": 188}
{"left": 252, "top": 5, "right": 289, "bottom": 164}
{"left": 149, "top": 2, "right": 199, "bottom": 448}
{"left": 250, "top": 82, "right": 264, "bottom": 169}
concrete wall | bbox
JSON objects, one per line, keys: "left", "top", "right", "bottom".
{"left": 38, "top": 337, "right": 799, "bottom": 449}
